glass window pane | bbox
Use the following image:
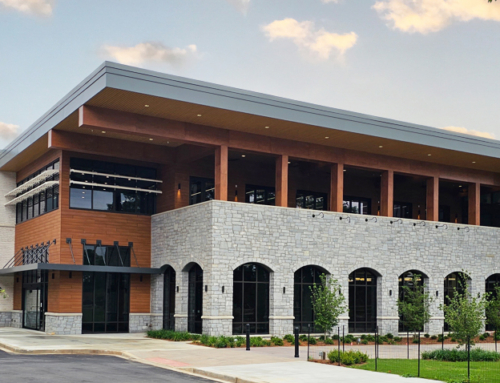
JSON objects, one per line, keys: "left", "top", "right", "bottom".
{"left": 93, "top": 189, "right": 114, "bottom": 211}
{"left": 70, "top": 187, "right": 92, "bottom": 209}
{"left": 243, "top": 283, "right": 256, "bottom": 322}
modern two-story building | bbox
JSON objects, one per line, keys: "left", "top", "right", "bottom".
{"left": 0, "top": 62, "right": 499, "bottom": 336}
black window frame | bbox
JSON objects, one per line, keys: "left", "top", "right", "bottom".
{"left": 343, "top": 196, "right": 371, "bottom": 215}
{"left": 348, "top": 268, "right": 378, "bottom": 333}
{"left": 245, "top": 184, "right": 276, "bottom": 206}
{"left": 294, "top": 266, "right": 324, "bottom": 333}
{"left": 398, "top": 270, "right": 425, "bottom": 332}
{"left": 189, "top": 177, "right": 215, "bottom": 205}
{"left": 69, "top": 158, "right": 157, "bottom": 216}
{"left": 15, "top": 159, "right": 60, "bottom": 225}
{"left": 393, "top": 201, "right": 413, "bottom": 219}
{"left": 296, "top": 190, "right": 327, "bottom": 211}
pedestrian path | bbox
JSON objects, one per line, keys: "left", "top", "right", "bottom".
{"left": 0, "top": 328, "right": 442, "bottom": 382}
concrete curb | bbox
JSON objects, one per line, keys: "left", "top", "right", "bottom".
{"left": 188, "top": 368, "right": 266, "bottom": 383}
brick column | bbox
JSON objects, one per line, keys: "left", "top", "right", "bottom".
{"left": 380, "top": 170, "right": 394, "bottom": 217}
{"left": 329, "top": 163, "right": 344, "bottom": 212}
{"left": 468, "top": 183, "right": 480, "bottom": 226}
{"left": 275, "top": 155, "right": 289, "bottom": 207}
{"left": 215, "top": 145, "right": 228, "bottom": 201}
{"left": 426, "top": 177, "right": 439, "bottom": 221}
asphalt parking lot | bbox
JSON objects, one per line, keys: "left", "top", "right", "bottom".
{"left": 0, "top": 350, "right": 214, "bottom": 383}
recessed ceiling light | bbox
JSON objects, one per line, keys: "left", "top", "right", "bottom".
{"left": 197, "top": 114, "right": 202, "bottom": 117}
{"left": 145, "top": 105, "right": 149, "bottom": 108}
{"left": 472, "top": 161, "right": 476, "bottom": 164}
{"left": 459, "top": 185, "right": 462, "bottom": 187}
{"left": 343, "top": 169, "right": 347, "bottom": 172}
{"left": 102, "top": 131, "right": 106, "bottom": 134}
{"left": 265, "top": 126, "right": 270, "bottom": 129}
{"left": 379, "top": 145, "right": 383, "bottom": 148}
{"left": 241, "top": 154, "right": 246, "bottom": 158}
{"left": 428, "top": 154, "right": 432, "bottom": 156}
{"left": 167, "top": 141, "right": 170, "bottom": 144}
{"left": 149, "top": 138, "right": 153, "bottom": 141}
{"left": 288, "top": 161, "right": 291, "bottom": 164}
{"left": 325, "top": 137, "right": 329, "bottom": 139}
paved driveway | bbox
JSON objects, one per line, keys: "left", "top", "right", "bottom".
{"left": 0, "top": 350, "right": 214, "bottom": 383}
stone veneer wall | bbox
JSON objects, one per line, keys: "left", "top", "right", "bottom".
{"left": 44, "top": 313, "right": 82, "bottom": 335}
{"left": 0, "top": 171, "right": 16, "bottom": 326}
{"left": 0, "top": 310, "right": 22, "bottom": 328}
{"left": 129, "top": 313, "right": 162, "bottom": 333}
{"left": 152, "top": 200, "right": 500, "bottom": 336}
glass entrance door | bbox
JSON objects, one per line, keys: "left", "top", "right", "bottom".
{"left": 82, "top": 272, "right": 130, "bottom": 333}
{"left": 22, "top": 270, "right": 48, "bottom": 331}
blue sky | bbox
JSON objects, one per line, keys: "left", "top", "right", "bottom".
{"left": 1, "top": 0, "right": 500, "bottom": 148}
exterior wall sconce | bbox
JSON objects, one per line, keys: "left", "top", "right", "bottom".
{"left": 140, "top": 275, "right": 143, "bottom": 282}
{"left": 390, "top": 219, "right": 402, "bottom": 225}
{"left": 283, "top": 287, "right": 286, "bottom": 294}
{"left": 51, "top": 273, "right": 55, "bottom": 280}
{"left": 365, "top": 217, "right": 377, "bottom": 223}
{"left": 436, "top": 291, "right": 439, "bottom": 297}
{"left": 339, "top": 216, "right": 351, "bottom": 223}
{"left": 69, "top": 272, "right": 72, "bottom": 279}
{"left": 413, "top": 221, "right": 425, "bottom": 227}
{"left": 389, "top": 289, "right": 392, "bottom": 296}
{"left": 178, "top": 183, "right": 181, "bottom": 190}
{"left": 176, "top": 286, "right": 179, "bottom": 293}
{"left": 435, "top": 224, "right": 448, "bottom": 229}
{"left": 16, "top": 277, "right": 19, "bottom": 283}
{"left": 205, "top": 285, "right": 208, "bottom": 292}
{"left": 222, "top": 286, "right": 225, "bottom": 293}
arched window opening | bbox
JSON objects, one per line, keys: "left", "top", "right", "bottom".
{"left": 163, "top": 266, "right": 176, "bottom": 330}
{"left": 294, "top": 265, "right": 325, "bottom": 333}
{"left": 398, "top": 270, "right": 426, "bottom": 332}
{"left": 188, "top": 264, "right": 203, "bottom": 334}
{"left": 349, "top": 268, "right": 378, "bottom": 333}
{"left": 233, "top": 263, "right": 270, "bottom": 335}
{"left": 444, "top": 272, "right": 470, "bottom": 331}
{"left": 486, "top": 274, "right": 500, "bottom": 331}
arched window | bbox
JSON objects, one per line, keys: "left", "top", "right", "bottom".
{"left": 233, "top": 263, "right": 270, "bottom": 335}
{"left": 398, "top": 270, "right": 426, "bottom": 332}
{"left": 294, "top": 265, "right": 325, "bottom": 333}
{"left": 349, "top": 268, "right": 378, "bottom": 333}
{"left": 187, "top": 264, "right": 203, "bottom": 334}
{"left": 486, "top": 274, "right": 500, "bottom": 331}
{"left": 163, "top": 266, "right": 176, "bottom": 331}
{"left": 444, "top": 272, "right": 470, "bottom": 331}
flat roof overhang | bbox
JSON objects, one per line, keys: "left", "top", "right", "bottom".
{"left": 3, "top": 62, "right": 500, "bottom": 173}
{"left": 0, "top": 263, "right": 161, "bottom": 276}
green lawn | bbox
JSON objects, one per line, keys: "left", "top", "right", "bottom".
{"left": 351, "top": 359, "right": 500, "bottom": 383}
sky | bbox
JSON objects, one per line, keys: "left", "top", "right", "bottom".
{"left": 1, "top": 0, "right": 500, "bottom": 149}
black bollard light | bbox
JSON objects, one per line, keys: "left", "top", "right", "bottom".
{"left": 246, "top": 323, "right": 250, "bottom": 351}
{"left": 294, "top": 326, "right": 299, "bottom": 358}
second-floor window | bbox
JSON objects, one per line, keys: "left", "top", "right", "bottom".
{"left": 189, "top": 177, "right": 214, "bottom": 205}
{"left": 246, "top": 185, "right": 276, "bottom": 205}
{"left": 296, "top": 190, "right": 327, "bottom": 211}
{"left": 343, "top": 196, "right": 370, "bottom": 215}
{"left": 69, "top": 158, "right": 158, "bottom": 215}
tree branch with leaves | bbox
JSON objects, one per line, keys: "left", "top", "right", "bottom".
{"left": 398, "top": 274, "right": 432, "bottom": 335}
{"left": 310, "top": 273, "right": 347, "bottom": 339}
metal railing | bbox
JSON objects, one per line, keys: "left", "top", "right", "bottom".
{"left": 2, "top": 239, "right": 55, "bottom": 268}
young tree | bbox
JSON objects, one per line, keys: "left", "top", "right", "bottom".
{"left": 440, "top": 275, "right": 489, "bottom": 346}
{"left": 398, "top": 274, "right": 432, "bottom": 335}
{"left": 486, "top": 286, "right": 500, "bottom": 332}
{"left": 0, "top": 286, "right": 5, "bottom": 299}
{"left": 310, "top": 273, "right": 347, "bottom": 339}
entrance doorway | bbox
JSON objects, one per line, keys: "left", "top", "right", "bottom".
{"left": 22, "top": 270, "right": 48, "bottom": 331}
{"left": 163, "top": 266, "right": 176, "bottom": 330}
{"left": 187, "top": 264, "right": 203, "bottom": 334}
{"left": 82, "top": 272, "right": 130, "bottom": 333}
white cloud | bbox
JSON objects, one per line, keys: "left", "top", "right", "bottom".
{"left": 225, "top": 0, "right": 250, "bottom": 14}
{"left": 102, "top": 42, "right": 198, "bottom": 67}
{"left": 373, "top": 0, "right": 500, "bottom": 34}
{"left": 0, "top": 0, "right": 53, "bottom": 16}
{"left": 441, "top": 126, "right": 495, "bottom": 140}
{"left": 0, "top": 122, "right": 19, "bottom": 141}
{"left": 262, "top": 18, "right": 357, "bottom": 60}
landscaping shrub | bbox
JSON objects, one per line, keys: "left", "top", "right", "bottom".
{"left": 327, "top": 350, "right": 369, "bottom": 365}
{"left": 424, "top": 333, "right": 430, "bottom": 338}
{"left": 324, "top": 337, "right": 334, "bottom": 345}
{"left": 250, "top": 337, "right": 264, "bottom": 347}
{"left": 386, "top": 333, "right": 394, "bottom": 339}
{"left": 309, "top": 337, "right": 317, "bottom": 345}
{"left": 394, "top": 336, "right": 402, "bottom": 342}
{"left": 147, "top": 330, "right": 194, "bottom": 341}
{"left": 283, "top": 334, "right": 295, "bottom": 344}
{"left": 271, "top": 337, "right": 283, "bottom": 346}
{"left": 332, "top": 334, "right": 340, "bottom": 340}
{"left": 379, "top": 335, "right": 388, "bottom": 343}
{"left": 262, "top": 340, "right": 271, "bottom": 346}
{"left": 376, "top": 337, "right": 384, "bottom": 344}
{"left": 299, "top": 335, "right": 308, "bottom": 342}
{"left": 430, "top": 335, "right": 438, "bottom": 340}
{"left": 495, "top": 332, "right": 500, "bottom": 341}
{"left": 235, "top": 336, "right": 245, "bottom": 347}
{"left": 479, "top": 335, "right": 486, "bottom": 341}
{"left": 412, "top": 338, "right": 420, "bottom": 344}
{"left": 360, "top": 334, "right": 367, "bottom": 340}
{"left": 483, "top": 332, "right": 490, "bottom": 338}
{"left": 366, "top": 335, "right": 375, "bottom": 342}
{"left": 437, "top": 334, "right": 445, "bottom": 342}
{"left": 422, "top": 348, "right": 500, "bottom": 362}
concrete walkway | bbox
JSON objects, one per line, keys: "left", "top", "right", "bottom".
{"left": 0, "top": 328, "right": 442, "bottom": 383}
